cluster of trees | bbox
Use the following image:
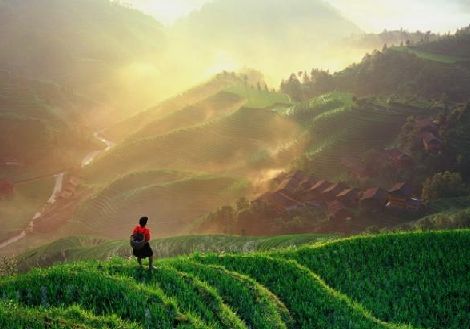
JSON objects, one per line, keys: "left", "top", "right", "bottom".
{"left": 281, "top": 29, "right": 470, "bottom": 103}
{"left": 396, "top": 102, "right": 470, "bottom": 202}
{"left": 415, "top": 25, "right": 470, "bottom": 58}
{"left": 349, "top": 29, "right": 441, "bottom": 49}
{"left": 421, "top": 171, "right": 467, "bottom": 203}
{"left": 282, "top": 48, "right": 470, "bottom": 103}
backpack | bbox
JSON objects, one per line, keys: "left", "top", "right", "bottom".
{"left": 130, "top": 232, "right": 146, "bottom": 250}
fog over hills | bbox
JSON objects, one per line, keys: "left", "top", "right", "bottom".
{"left": 171, "top": 0, "right": 364, "bottom": 83}
{"left": 0, "top": 0, "right": 165, "bottom": 119}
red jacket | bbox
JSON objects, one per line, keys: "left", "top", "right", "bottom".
{"left": 133, "top": 225, "right": 151, "bottom": 242}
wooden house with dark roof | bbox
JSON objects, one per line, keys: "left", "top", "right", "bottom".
{"left": 257, "top": 191, "right": 304, "bottom": 213}
{"left": 336, "top": 188, "right": 360, "bottom": 206}
{"left": 276, "top": 171, "right": 306, "bottom": 196}
{"left": 360, "top": 187, "right": 388, "bottom": 211}
{"left": 297, "top": 176, "right": 318, "bottom": 192}
{"left": 387, "top": 182, "right": 416, "bottom": 210}
{"left": 300, "top": 179, "right": 331, "bottom": 202}
{"left": 321, "top": 182, "right": 348, "bottom": 201}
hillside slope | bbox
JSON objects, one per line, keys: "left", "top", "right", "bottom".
{"left": 0, "top": 0, "right": 165, "bottom": 114}
{"left": 3, "top": 230, "right": 468, "bottom": 328}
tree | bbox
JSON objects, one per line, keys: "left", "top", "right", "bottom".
{"left": 421, "top": 171, "right": 467, "bottom": 203}
{"left": 236, "top": 197, "right": 249, "bottom": 212}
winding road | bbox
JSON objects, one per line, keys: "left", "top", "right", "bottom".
{"left": 0, "top": 132, "right": 114, "bottom": 250}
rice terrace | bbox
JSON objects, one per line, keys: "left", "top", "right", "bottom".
{"left": 0, "top": 0, "right": 469, "bottom": 328}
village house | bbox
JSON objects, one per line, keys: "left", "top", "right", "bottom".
{"left": 360, "top": 187, "right": 388, "bottom": 212}
{"left": 0, "top": 179, "right": 14, "bottom": 199}
{"left": 301, "top": 179, "right": 331, "bottom": 202}
{"left": 406, "top": 197, "right": 422, "bottom": 211}
{"left": 276, "top": 171, "right": 307, "bottom": 197}
{"left": 422, "top": 132, "right": 442, "bottom": 153}
{"left": 387, "top": 182, "right": 422, "bottom": 211}
{"left": 387, "top": 182, "right": 413, "bottom": 209}
{"left": 320, "top": 182, "right": 348, "bottom": 201}
{"left": 256, "top": 191, "right": 304, "bottom": 214}
{"left": 297, "top": 176, "right": 318, "bottom": 193}
{"left": 336, "top": 188, "right": 361, "bottom": 206}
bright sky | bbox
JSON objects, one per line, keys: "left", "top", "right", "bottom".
{"left": 128, "top": 0, "right": 470, "bottom": 33}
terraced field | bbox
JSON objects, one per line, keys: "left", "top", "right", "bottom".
{"left": 64, "top": 171, "right": 249, "bottom": 238}
{"left": 3, "top": 230, "right": 468, "bottom": 328}
{"left": 291, "top": 94, "right": 433, "bottom": 180}
{"left": 86, "top": 106, "right": 302, "bottom": 182}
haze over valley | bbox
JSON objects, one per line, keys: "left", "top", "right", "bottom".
{"left": 0, "top": 1, "right": 469, "bottom": 328}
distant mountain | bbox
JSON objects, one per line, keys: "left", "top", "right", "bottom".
{"left": 0, "top": 0, "right": 165, "bottom": 115}
{"left": 172, "top": 0, "right": 363, "bottom": 82}
{"left": 281, "top": 34, "right": 470, "bottom": 102}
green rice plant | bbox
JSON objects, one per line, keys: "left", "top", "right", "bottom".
{"left": 99, "top": 260, "right": 246, "bottom": 329}
{"left": 282, "top": 230, "right": 470, "bottom": 329}
{"left": 168, "top": 259, "right": 293, "bottom": 329}
{"left": 194, "top": 254, "right": 409, "bottom": 329}
{"left": 0, "top": 301, "right": 140, "bottom": 329}
{"left": 0, "top": 266, "right": 201, "bottom": 328}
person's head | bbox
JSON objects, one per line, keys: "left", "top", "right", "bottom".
{"left": 139, "top": 216, "right": 148, "bottom": 227}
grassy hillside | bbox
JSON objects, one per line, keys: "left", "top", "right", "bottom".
{"left": 104, "top": 74, "right": 240, "bottom": 142}
{"left": 282, "top": 45, "right": 470, "bottom": 102}
{"left": 130, "top": 91, "right": 245, "bottom": 140}
{"left": 3, "top": 230, "right": 468, "bottom": 328}
{"left": 288, "top": 93, "right": 431, "bottom": 182}
{"left": 0, "top": 0, "right": 166, "bottom": 113}
{"left": 86, "top": 105, "right": 301, "bottom": 183}
{"left": 17, "top": 233, "right": 337, "bottom": 271}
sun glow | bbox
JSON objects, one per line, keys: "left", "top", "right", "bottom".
{"left": 128, "top": 0, "right": 207, "bottom": 25}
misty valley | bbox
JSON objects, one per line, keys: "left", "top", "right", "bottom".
{"left": 0, "top": 1, "right": 469, "bottom": 328}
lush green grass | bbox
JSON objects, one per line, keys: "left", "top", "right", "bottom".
{"left": 0, "top": 302, "right": 140, "bottom": 329}
{"left": 169, "top": 260, "right": 293, "bottom": 329}
{"left": 282, "top": 230, "right": 470, "bottom": 329}
{"left": 3, "top": 230, "right": 468, "bottom": 328}
{"left": 0, "top": 176, "right": 54, "bottom": 242}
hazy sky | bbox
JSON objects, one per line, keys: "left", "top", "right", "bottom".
{"left": 129, "top": 0, "right": 470, "bottom": 32}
